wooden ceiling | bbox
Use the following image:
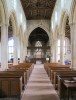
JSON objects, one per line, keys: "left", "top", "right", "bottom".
{"left": 20, "top": 0, "right": 56, "bottom": 20}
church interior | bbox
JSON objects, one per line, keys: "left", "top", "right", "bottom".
{"left": 0, "top": 0, "right": 76, "bottom": 100}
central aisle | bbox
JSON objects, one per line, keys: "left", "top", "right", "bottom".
{"left": 21, "top": 64, "right": 60, "bottom": 100}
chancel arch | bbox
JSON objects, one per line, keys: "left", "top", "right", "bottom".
{"left": 27, "top": 27, "right": 50, "bottom": 63}
{"left": 27, "top": 24, "right": 50, "bottom": 40}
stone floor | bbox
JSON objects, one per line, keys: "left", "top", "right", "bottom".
{"left": 21, "top": 64, "right": 60, "bottom": 100}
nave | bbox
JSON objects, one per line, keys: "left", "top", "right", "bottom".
{"left": 21, "top": 64, "right": 60, "bottom": 100}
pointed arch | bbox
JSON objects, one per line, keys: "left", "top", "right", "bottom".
{"left": 19, "top": 25, "right": 23, "bottom": 40}
{"left": 9, "top": 11, "right": 18, "bottom": 36}
{"left": 0, "top": 0, "right": 6, "bottom": 25}
{"left": 70, "top": 0, "right": 76, "bottom": 23}
{"left": 59, "top": 11, "right": 69, "bottom": 33}
{"left": 1, "top": 0, "right": 8, "bottom": 24}
{"left": 59, "top": 11, "right": 69, "bottom": 36}
{"left": 27, "top": 24, "right": 50, "bottom": 38}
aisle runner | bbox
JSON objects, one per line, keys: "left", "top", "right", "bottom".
{"left": 21, "top": 64, "right": 60, "bottom": 100}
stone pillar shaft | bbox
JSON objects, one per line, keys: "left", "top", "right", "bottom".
{"left": 20, "top": 38, "right": 24, "bottom": 63}
{"left": 70, "top": 23, "right": 76, "bottom": 69}
{"left": 1, "top": 24, "right": 8, "bottom": 69}
{"left": 13, "top": 34, "right": 18, "bottom": 65}
{"left": 60, "top": 35, "right": 64, "bottom": 64}
{"left": 52, "top": 41, "right": 57, "bottom": 62}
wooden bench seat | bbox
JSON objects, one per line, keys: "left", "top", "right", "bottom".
{"left": 51, "top": 68, "right": 72, "bottom": 83}
{"left": 8, "top": 63, "right": 34, "bottom": 78}
{"left": 50, "top": 67, "right": 71, "bottom": 79}
{"left": 53, "top": 70, "right": 76, "bottom": 89}
{"left": 5, "top": 69, "right": 29, "bottom": 88}
{"left": 0, "top": 76, "right": 22, "bottom": 98}
{"left": 0, "top": 63, "right": 34, "bottom": 99}
{"left": 57, "top": 73, "right": 76, "bottom": 98}
{"left": 44, "top": 63, "right": 70, "bottom": 77}
{"left": 7, "top": 67, "right": 31, "bottom": 82}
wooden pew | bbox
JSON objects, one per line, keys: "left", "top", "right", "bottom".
{"left": 50, "top": 67, "right": 71, "bottom": 81}
{"left": 0, "top": 75, "right": 22, "bottom": 98}
{"left": 0, "top": 63, "right": 34, "bottom": 98}
{"left": 8, "top": 63, "right": 34, "bottom": 81}
{"left": 44, "top": 62, "right": 70, "bottom": 77}
{"left": 57, "top": 73, "right": 76, "bottom": 98}
{"left": 10, "top": 63, "right": 34, "bottom": 72}
{"left": 53, "top": 70, "right": 76, "bottom": 89}
{"left": 0, "top": 70, "right": 27, "bottom": 88}
{"left": 5, "top": 69, "right": 27, "bottom": 87}
{"left": 44, "top": 62, "right": 59, "bottom": 74}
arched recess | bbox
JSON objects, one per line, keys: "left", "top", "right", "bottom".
{"left": 27, "top": 25, "right": 50, "bottom": 50}
{"left": 59, "top": 11, "right": 71, "bottom": 64}
{"left": 27, "top": 24, "right": 50, "bottom": 39}
{"left": 28, "top": 27, "right": 50, "bottom": 63}
{"left": 8, "top": 11, "right": 18, "bottom": 63}
{"left": 8, "top": 11, "right": 18, "bottom": 35}
{"left": 59, "top": 11, "right": 69, "bottom": 35}
{"left": 59, "top": 11, "right": 71, "bottom": 40}
{"left": 29, "top": 27, "right": 49, "bottom": 45}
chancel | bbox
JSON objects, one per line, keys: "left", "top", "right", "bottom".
{"left": 0, "top": 0, "right": 76, "bottom": 100}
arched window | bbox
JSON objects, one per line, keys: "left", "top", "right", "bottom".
{"left": 8, "top": 38, "right": 14, "bottom": 61}
{"left": 35, "top": 41, "right": 42, "bottom": 47}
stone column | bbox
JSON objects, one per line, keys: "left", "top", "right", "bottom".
{"left": 60, "top": 35, "right": 64, "bottom": 64}
{"left": 23, "top": 42, "right": 27, "bottom": 62}
{"left": 17, "top": 36, "right": 20, "bottom": 61}
{"left": 25, "top": 46, "right": 27, "bottom": 56}
{"left": 52, "top": 43, "right": 56, "bottom": 62}
{"left": 1, "top": 24, "right": 8, "bottom": 69}
{"left": 52, "top": 41, "right": 57, "bottom": 62}
{"left": 20, "top": 37, "right": 24, "bottom": 63}
{"left": 54, "top": 41, "right": 57, "bottom": 62}
{"left": 70, "top": 23, "right": 76, "bottom": 69}
{"left": 13, "top": 34, "right": 18, "bottom": 65}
